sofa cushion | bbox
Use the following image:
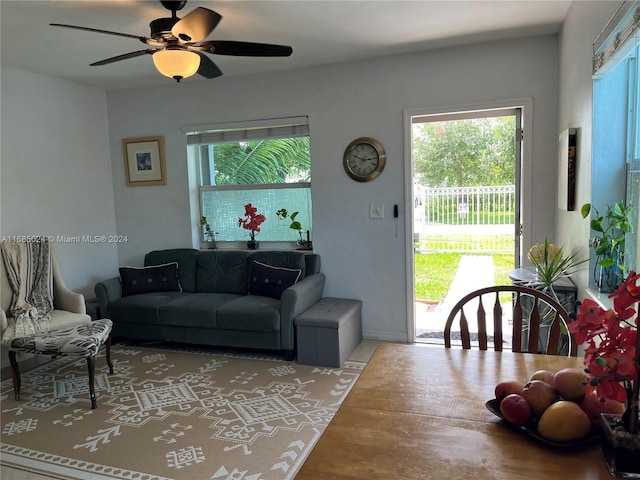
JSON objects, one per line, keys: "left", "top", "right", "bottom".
{"left": 248, "top": 251, "right": 306, "bottom": 279}
{"left": 158, "top": 293, "right": 241, "bottom": 328}
{"left": 119, "top": 263, "right": 182, "bottom": 297}
{"left": 216, "top": 296, "right": 281, "bottom": 332}
{"left": 248, "top": 261, "right": 301, "bottom": 299}
{"left": 196, "top": 251, "right": 250, "bottom": 295}
{"left": 145, "top": 249, "right": 198, "bottom": 292}
{"left": 108, "top": 292, "right": 185, "bottom": 325}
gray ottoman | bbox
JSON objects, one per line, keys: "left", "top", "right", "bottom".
{"left": 295, "top": 297, "right": 362, "bottom": 367}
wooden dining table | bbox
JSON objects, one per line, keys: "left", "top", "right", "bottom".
{"left": 295, "top": 343, "right": 612, "bottom": 479}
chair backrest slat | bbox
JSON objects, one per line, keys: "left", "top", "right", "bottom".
{"left": 512, "top": 292, "right": 523, "bottom": 353}
{"left": 477, "top": 297, "right": 487, "bottom": 351}
{"left": 460, "top": 310, "right": 471, "bottom": 350}
{"left": 443, "top": 285, "right": 577, "bottom": 357}
{"left": 546, "top": 312, "right": 562, "bottom": 356}
{"left": 528, "top": 298, "right": 541, "bottom": 354}
{"left": 491, "top": 293, "right": 502, "bottom": 352}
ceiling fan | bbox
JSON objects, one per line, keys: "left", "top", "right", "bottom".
{"left": 50, "top": 0, "right": 293, "bottom": 83}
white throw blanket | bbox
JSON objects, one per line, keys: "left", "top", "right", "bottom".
{"left": 1, "top": 240, "right": 53, "bottom": 345}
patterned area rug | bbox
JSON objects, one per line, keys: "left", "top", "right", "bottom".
{"left": 0, "top": 343, "right": 364, "bottom": 480}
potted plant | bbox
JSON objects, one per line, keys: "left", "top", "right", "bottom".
{"left": 527, "top": 238, "right": 588, "bottom": 294}
{"left": 570, "top": 272, "right": 640, "bottom": 476}
{"left": 276, "top": 208, "right": 312, "bottom": 249}
{"left": 525, "top": 238, "right": 587, "bottom": 354}
{"left": 199, "top": 216, "right": 217, "bottom": 249}
{"left": 581, "top": 202, "right": 633, "bottom": 292}
{"left": 238, "top": 203, "right": 266, "bottom": 249}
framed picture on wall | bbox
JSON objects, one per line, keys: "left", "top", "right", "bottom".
{"left": 122, "top": 136, "right": 166, "bottom": 186}
{"left": 557, "top": 128, "right": 577, "bottom": 211}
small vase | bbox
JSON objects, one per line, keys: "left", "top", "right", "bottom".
{"left": 600, "top": 413, "right": 640, "bottom": 478}
{"left": 598, "top": 265, "right": 622, "bottom": 293}
{"left": 247, "top": 240, "right": 259, "bottom": 250}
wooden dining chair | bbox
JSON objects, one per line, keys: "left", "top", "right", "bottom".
{"left": 443, "top": 285, "right": 578, "bottom": 356}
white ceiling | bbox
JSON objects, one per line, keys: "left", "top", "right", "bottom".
{"left": 1, "top": 0, "right": 574, "bottom": 91}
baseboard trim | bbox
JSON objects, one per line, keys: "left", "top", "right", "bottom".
{"left": 362, "top": 330, "right": 408, "bottom": 342}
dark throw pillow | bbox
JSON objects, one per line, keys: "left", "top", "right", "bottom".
{"left": 119, "top": 262, "right": 182, "bottom": 297}
{"left": 249, "top": 260, "right": 302, "bottom": 299}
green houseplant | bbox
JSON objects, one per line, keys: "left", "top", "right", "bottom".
{"left": 276, "top": 208, "right": 303, "bottom": 242}
{"left": 276, "top": 208, "right": 312, "bottom": 249}
{"left": 527, "top": 238, "right": 588, "bottom": 293}
{"left": 525, "top": 238, "right": 587, "bottom": 354}
{"left": 581, "top": 202, "right": 633, "bottom": 292}
{"left": 199, "top": 216, "right": 217, "bottom": 249}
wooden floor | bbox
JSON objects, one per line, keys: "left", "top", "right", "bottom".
{"left": 0, "top": 340, "right": 385, "bottom": 480}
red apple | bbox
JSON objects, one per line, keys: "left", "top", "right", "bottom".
{"left": 494, "top": 380, "right": 525, "bottom": 400}
{"left": 500, "top": 393, "right": 533, "bottom": 426}
{"left": 521, "top": 380, "right": 559, "bottom": 418}
{"left": 579, "top": 392, "right": 626, "bottom": 430}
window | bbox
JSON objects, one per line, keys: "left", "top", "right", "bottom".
{"left": 592, "top": 2, "right": 640, "bottom": 283}
{"left": 626, "top": 46, "right": 639, "bottom": 274}
{"left": 186, "top": 116, "right": 312, "bottom": 244}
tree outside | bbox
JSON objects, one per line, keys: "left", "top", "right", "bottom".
{"left": 413, "top": 116, "right": 515, "bottom": 188}
{"left": 212, "top": 137, "right": 310, "bottom": 185}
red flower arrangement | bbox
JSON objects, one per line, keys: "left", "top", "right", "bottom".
{"left": 570, "top": 271, "right": 640, "bottom": 434}
{"left": 238, "top": 203, "right": 266, "bottom": 241}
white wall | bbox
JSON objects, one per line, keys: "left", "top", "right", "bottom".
{"left": 556, "top": 1, "right": 623, "bottom": 299}
{"left": 0, "top": 66, "right": 119, "bottom": 298}
{"left": 106, "top": 35, "right": 560, "bottom": 341}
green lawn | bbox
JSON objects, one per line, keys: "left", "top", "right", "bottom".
{"left": 415, "top": 252, "right": 515, "bottom": 303}
{"left": 417, "top": 233, "right": 513, "bottom": 253}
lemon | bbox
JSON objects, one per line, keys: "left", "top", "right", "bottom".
{"left": 537, "top": 400, "right": 591, "bottom": 442}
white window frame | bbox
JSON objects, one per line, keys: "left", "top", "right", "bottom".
{"left": 184, "top": 116, "right": 312, "bottom": 248}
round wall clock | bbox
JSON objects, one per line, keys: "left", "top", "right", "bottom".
{"left": 343, "top": 137, "right": 386, "bottom": 182}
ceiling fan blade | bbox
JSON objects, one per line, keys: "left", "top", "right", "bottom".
{"left": 196, "top": 41, "right": 293, "bottom": 57}
{"left": 50, "top": 23, "right": 149, "bottom": 44}
{"left": 196, "top": 52, "right": 223, "bottom": 78}
{"left": 90, "top": 50, "right": 156, "bottom": 66}
{"left": 171, "top": 7, "right": 221, "bottom": 43}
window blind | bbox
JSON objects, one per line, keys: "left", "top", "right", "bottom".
{"left": 184, "top": 116, "right": 309, "bottom": 145}
{"left": 593, "top": 0, "right": 640, "bottom": 78}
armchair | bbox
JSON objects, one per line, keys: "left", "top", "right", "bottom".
{"left": 1, "top": 248, "right": 91, "bottom": 335}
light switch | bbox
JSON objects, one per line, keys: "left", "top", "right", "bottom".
{"left": 370, "top": 204, "right": 384, "bottom": 219}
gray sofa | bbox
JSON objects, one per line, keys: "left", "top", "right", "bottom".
{"left": 94, "top": 249, "right": 325, "bottom": 359}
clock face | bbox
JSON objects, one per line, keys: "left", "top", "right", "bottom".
{"left": 343, "top": 137, "right": 386, "bottom": 182}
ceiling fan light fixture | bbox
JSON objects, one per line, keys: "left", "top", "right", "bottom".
{"left": 152, "top": 49, "right": 200, "bottom": 82}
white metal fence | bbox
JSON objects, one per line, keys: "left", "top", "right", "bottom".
{"left": 414, "top": 185, "right": 515, "bottom": 253}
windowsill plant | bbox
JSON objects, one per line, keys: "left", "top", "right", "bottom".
{"left": 276, "top": 208, "right": 312, "bottom": 249}
{"left": 238, "top": 203, "right": 266, "bottom": 248}
{"left": 199, "top": 216, "right": 217, "bottom": 249}
{"left": 581, "top": 202, "right": 633, "bottom": 292}
{"left": 276, "top": 208, "right": 302, "bottom": 242}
